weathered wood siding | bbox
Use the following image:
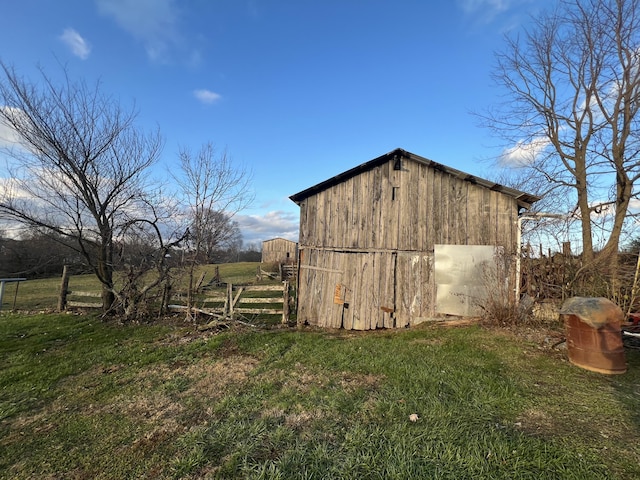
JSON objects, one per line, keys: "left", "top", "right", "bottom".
{"left": 298, "top": 159, "right": 518, "bottom": 252}
{"left": 296, "top": 157, "right": 521, "bottom": 329}
{"left": 297, "top": 249, "right": 397, "bottom": 329}
{"left": 261, "top": 238, "right": 297, "bottom": 264}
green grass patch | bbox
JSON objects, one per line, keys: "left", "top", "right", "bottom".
{"left": 1, "top": 316, "right": 639, "bottom": 479}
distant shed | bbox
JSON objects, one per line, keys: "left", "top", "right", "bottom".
{"left": 289, "top": 148, "right": 539, "bottom": 330}
{"left": 261, "top": 238, "right": 298, "bottom": 264}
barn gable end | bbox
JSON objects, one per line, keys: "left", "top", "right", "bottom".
{"left": 261, "top": 238, "right": 298, "bottom": 264}
{"left": 290, "top": 148, "right": 538, "bottom": 330}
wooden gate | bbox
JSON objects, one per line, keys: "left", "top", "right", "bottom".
{"left": 170, "top": 281, "right": 290, "bottom": 323}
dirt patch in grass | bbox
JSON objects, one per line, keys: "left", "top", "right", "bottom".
{"left": 272, "top": 362, "right": 382, "bottom": 394}
{"left": 515, "top": 408, "right": 555, "bottom": 436}
{"left": 410, "top": 337, "right": 446, "bottom": 346}
{"left": 184, "top": 355, "right": 260, "bottom": 397}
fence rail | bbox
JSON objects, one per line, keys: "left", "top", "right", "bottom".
{"left": 66, "top": 290, "right": 102, "bottom": 309}
{"left": 169, "top": 281, "right": 290, "bottom": 323}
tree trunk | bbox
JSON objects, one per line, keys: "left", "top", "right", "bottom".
{"left": 599, "top": 177, "right": 632, "bottom": 295}
{"left": 575, "top": 160, "right": 594, "bottom": 263}
{"left": 97, "top": 236, "right": 116, "bottom": 312}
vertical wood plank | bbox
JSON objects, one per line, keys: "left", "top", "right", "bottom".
{"left": 417, "top": 163, "right": 428, "bottom": 250}
{"left": 497, "top": 193, "right": 516, "bottom": 254}
{"left": 454, "top": 181, "right": 468, "bottom": 245}
{"left": 388, "top": 161, "right": 400, "bottom": 250}
{"left": 298, "top": 201, "right": 308, "bottom": 246}
{"left": 466, "top": 185, "right": 483, "bottom": 244}
{"left": 433, "top": 171, "right": 443, "bottom": 244}
{"left": 424, "top": 252, "right": 436, "bottom": 317}
{"left": 307, "top": 196, "right": 317, "bottom": 248}
{"left": 425, "top": 167, "right": 435, "bottom": 252}
{"left": 361, "top": 170, "right": 372, "bottom": 249}
{"left": 371, "top": 165, "right": 383, "bottom": 249}
{"left": 351, "top": 174, "right": 361, "bottom": 248}
{"left": 480, "top": 188, "right": 492, "bottom": 245}
{"left": 406, "top": 161, "right": 420, "bottom": 250}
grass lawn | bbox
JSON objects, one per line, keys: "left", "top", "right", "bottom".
{"left": 1, "top": 310, "right": 639, "bottom": 479}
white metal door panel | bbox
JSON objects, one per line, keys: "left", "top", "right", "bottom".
{"left": 434, "top": 244, "right": 499, "bottom": 316}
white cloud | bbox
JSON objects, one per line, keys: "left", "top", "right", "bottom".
{"left": 236, "top": 210, "right": 299, "bottom": 245}
{"left": 0, "top": 118, "right": 20, "bottom": 148}
{"left": 457, "top": 0, "right": 511, "bottom": 14}
{"left": 59, "top": 28, "right": 91, "bottom": 60}
{"left": 0, "top": 108, "right": 31, "bottom": 149}
{"left": 0, "top": 176, "right": 33, "bottom": 201}
{"left": 456, "top": 0, "right": 539, "bottom": 28}
{"left": 193, "top": 89, "right": 221, "bottom": 104}
{"left": 500, "top": 136, "right": 550, "bottom": 166}
{"left": 630, "top": 198, "right": 640, "bottom": 211}
{"left": 96, "top": 0, "right": 180, "bottom": 61}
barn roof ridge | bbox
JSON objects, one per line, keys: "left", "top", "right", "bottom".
{"left": 262, "top": 237, "right": 297, "bottom": 242}
{"left": 289, "top": 148, "right": 540, "bottom": 209}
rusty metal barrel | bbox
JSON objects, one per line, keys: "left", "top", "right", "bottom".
{"left": 559, "top": 297, "right": 626, "bottom": 375}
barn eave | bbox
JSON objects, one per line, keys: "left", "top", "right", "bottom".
{"left": 289, "top": 148, "right": 540, "bottom": 210}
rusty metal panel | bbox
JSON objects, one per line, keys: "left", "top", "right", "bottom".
{"left": 434, "top": 244, "right": 499, "bottom": 317}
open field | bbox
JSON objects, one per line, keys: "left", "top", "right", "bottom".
{"left": 1, "top": 309, "right": 639, "bottom": 479}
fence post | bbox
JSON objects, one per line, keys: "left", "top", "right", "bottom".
{"left": 11, "top": 281, "right": 19, "bottom": 312}
{"left": 58, "top": 265, "right": 70, "bottom": 312}
{"left": 226, "top": 282, "right": 232, "bottom": 318}
{"left": 282, "top": 280, "right": 289, "bottom": 324}
{"left": 161, "top": 282, "right": 171, "bottom": 315}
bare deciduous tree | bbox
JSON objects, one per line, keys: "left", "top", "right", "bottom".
{"left": 486, "top": 0, "right": 640, "bottom": 265}
{"left": 0, "top": 61, "right": 163, "bottom": 312}
{"left": 175, "top": 143, "right": 252, "bottom": 319}
{"left": 193, "top": 209, "right": 242, "bottom": 262}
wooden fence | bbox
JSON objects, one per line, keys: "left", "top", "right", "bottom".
{"left": 58, "top": 262, "right": 291, "bottom": 323}
{"left": 169, "top": 281, "right": 291, "bottom": 324}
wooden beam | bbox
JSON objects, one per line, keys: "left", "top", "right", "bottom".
{"left": 299, "top": 265, "right": 343, "bottom": 274}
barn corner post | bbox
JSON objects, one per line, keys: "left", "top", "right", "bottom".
{"left": 58, "top": 265, "right": 70, "bottom": 312}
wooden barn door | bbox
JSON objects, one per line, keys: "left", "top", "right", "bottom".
{"left": 394, "top": 252, "right": 435, "bottom": 326}
{"left": 333, "top": 251, "right": 397, "bottom": 330}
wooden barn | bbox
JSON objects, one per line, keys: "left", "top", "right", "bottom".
{"left": 261, "top": 237, "right": 298, "bottom": 264}
{"left": 289, "top": 148, "right": 539, "bottom": 330}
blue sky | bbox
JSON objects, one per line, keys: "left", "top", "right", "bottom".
{"left": 0, "top": 0, "right": 554, "bottom": 246}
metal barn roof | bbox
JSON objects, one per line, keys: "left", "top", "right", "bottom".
{"left": 289, "top": 148, "right": 540, "bottom": 210}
